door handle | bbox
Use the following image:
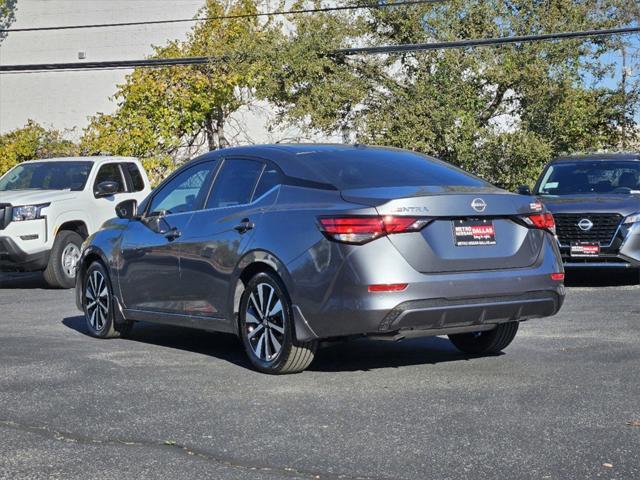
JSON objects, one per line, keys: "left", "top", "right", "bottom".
{"left": 164, "top": 227, "right": 181, "bottom": 241}
{"left": 234, "top": 219, "right": 255, "bottom": 234}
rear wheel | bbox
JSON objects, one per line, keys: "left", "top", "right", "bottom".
{"left": 82, "top": 261, "right": 132, "bottom": 339}
{"left": 448, "top": 322, "right": 519, "bottom": 355}
{"left": 43, "top": 230, "right": 83, "bottom": 288}
{"left": 239, "top": 271, "right": 317, "bottom": 374}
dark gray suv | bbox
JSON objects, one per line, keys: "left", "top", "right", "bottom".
{"left": 76, "top": 144, "right": 565, "bottom": 374}
{"left": 524, "top": 153, "right": 640, "bottom": 272}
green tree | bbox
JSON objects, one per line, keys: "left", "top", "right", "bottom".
{"left": 81, "top": 0, "right": 280, "bottom": 183}
{"left": 0, "top": 0, "right": 17, "bottom": 43}
{"left": 0, "top": 121, "right": 78, "bottom": 176}
{"left": 266, "top": 0, "right": 638, "bottom": 189}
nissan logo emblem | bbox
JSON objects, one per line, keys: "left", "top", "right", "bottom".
{"left": 578, "top": 218, "right": 593, "bottom": 231}
{"left": 471, "top": 198, "right": 487, "bottom": 212}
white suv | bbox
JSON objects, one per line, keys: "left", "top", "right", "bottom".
{"left": 0, "top": 156, "right": 151, "bottom": 287}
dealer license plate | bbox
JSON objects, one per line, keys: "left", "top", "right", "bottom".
{"left": 453, "top": 219, "right": 496, "bottom": 246}
{"left": 570, "top": 242, "right": 600, "bottom": 257}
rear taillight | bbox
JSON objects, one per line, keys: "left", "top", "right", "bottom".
{"left": 522, "top": 212, "right": 556, "bottom": 234}
{"left": 318, "top": 216, "right": 430, "bottom": 244}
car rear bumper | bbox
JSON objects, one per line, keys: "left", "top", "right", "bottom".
{"left": 293, "top": 287, "right": 564, "bottom": 341}
{"left": 0, "top": 237, "right": 50, "bottom": 272}
{"left": 288, "top": 235, "right": 565, "bottom": 341}
{"left": 378, "top": 290, "right": 562, "bottom": 332}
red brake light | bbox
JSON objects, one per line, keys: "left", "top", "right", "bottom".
{"left": 550, "top": 273, "right": 565, "bottom": 281}
{"left": 368, "top": 283, "right": 408, "bottom": 292}
{"left": 524, "top": 213, "right": 556, "bottom": 234}
{"left": 318, "top": 216, "right": 429, "bottom": 244}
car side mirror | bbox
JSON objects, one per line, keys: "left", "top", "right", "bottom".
{"left": 116, "top": 199, "right": 138, "bottom": 220}
{"left": 95, "top": 181, "right": 119, "bottom": 198}
{"left": 142, "top": 209, "right": 170, "bottom": 233}
{"left": 517, "top": 184, "right": 532, "bottom": 195}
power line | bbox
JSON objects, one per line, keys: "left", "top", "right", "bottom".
{"left": 333, "top": 25, "right": 640, "bottom": 55}
{"left": 0, "top": 57, "right": 217, "bottom": 72}
{"left": 1, "top": 26, "right": 638, "bottom": 74}
{"left": 0, "top": 0, "right": 443, "bottom": 33}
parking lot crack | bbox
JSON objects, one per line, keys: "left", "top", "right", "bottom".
{"left": 0, "top": 419, "right": 391, "bottom": 480}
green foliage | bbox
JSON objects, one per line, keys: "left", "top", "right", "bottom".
{"left": 0, "top": 0, "right": 17, "bottom": 42}
{"left": 3, "top": 0, "right": 636, "bottom": 190}
{"left": 0, "top": 121, "right": 78, "bottom": 176}
{"left": 266, "top": 0, "right": 639, "bottom": 189}
{"left": 258, "top": 4, "right": 377, "bottom": 134}
{"left": 81, "top": 0, "right": 279, "bottom": 184}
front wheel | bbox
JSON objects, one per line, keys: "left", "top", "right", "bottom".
{"left": 43, "top": 230, "right": 83, "bottom": 288}
{"left": 82, "top": 261, "right": 132, "bottom": 339}
{"left": 239, "top": 271, "right": 317, "bottom": 374}
{"left": 448, "top": 322, "right": 519, "bottom": 355}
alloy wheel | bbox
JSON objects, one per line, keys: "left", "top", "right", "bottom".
{"left": 85, "top": 270, "right": 109, "bottom": 332}
{"left": 244, "top": 282, "right": 286, "bottom": 362}
{"left": 61, "top": 243, "right": 81, "bottom": 278}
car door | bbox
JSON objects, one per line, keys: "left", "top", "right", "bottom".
{"left": 118, "top": 160, "right": 218, "bottom": 314}
{"left": 178, "top": 158, "right": 279, "bottom": 320}
{"left": 90, "top": 162, "right": 130, "bottom": 232}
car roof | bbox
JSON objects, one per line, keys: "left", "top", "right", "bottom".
{"left": 23, "top": 156, "right": 139, "bottom": 165}
{"left": 550, "top": 152, "right": 640, "bottom": 163}
{"left": 197, "top": 144, "right": 444, "bottom": 185}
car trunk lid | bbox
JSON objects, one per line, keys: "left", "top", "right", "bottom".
{"left": 341, "top": 186, "right": 547, "bottom": 274}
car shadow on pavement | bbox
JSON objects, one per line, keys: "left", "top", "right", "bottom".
{"left": 310, "top": 336, "right": 486, "bottom": 372}
{"left": 62, "top": 315, "right": 251, "bottom": 369}
{"left": 62, "top": 315, "right": 486, "bottom": 372}
{"left": 0, "top": 272, "right": 50, "bottom": 289}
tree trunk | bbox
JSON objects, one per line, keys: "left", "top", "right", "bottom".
{"left": 205, "top": 114, "right": 217, "bottom": 151}
{"left": 204, "top": 110, "right": 229, "bottom": 151}
{"left": 216, "top": 113, "right": 229, "bottom": 149}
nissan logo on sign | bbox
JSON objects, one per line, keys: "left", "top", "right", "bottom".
{"left": 471, "top": 198, "right": 487, "bottom": 212}
{"left": 578, "top": 218, "right": 594, "bottom": 231}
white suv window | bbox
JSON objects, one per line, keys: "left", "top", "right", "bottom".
{"left": 94, "top": 163, "right": 126, "bottom": 194}
{"left": 123, "top": 162, "right": 145, "bottom": 192}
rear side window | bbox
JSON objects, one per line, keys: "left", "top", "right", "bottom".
{"left": 306, "top": 151, "right": 487, "bottom": 190}
{"left": 206, "top": 159, "right": 264, "bottom": 209}
{"left": 94, "top": 163, "right": 126, "bottom": 193}
{"left": 253, "top": 165, "right": 283, "bottom": 200}
{"left": 123, "top": 163, "right": 145, "bottom": 192}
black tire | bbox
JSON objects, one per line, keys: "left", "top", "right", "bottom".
{"left": 82, "top": 261, "right": 132, "bottom": 339}
{"left": 43, "top": 230, "right": 83, "bottom": 288}
{"left": 239, "top": 271, "right": 317, "bottom": 374}
{"left": 448, "top": 322, "right": 519, "bottom": 355}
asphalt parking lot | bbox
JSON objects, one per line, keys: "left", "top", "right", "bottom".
{"left": 1, "top": 272, "right": 639, "bottom": 480}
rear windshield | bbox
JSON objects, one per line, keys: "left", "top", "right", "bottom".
{"left": 536, "top": 161, "right": 640, "bottom": 195}
{"left": 0, "top": 161, "right": 93, "bottom": 191}
{"left": 305, "top": 150, "right": 487, "bottom": 190}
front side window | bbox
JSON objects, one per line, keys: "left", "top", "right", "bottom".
{"left": 206, "top": 159, "right": 264, "bottom": 209}
{"left": 94, "top": 163, "right": 126, "bottom": 194}
{"left": 149, "top": 161, "right": 216, "bottom": 215}
{"left": 536, "top": 161, "right": 640, "bottom": 195}
{"left": 0, "top": 161, "right": 92, "bottom": 192}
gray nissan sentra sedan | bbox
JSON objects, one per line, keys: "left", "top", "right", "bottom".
{"left": 76, "top": 144, "right": 565, "bottom": 374}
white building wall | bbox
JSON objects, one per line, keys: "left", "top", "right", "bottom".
{"left": 0, "top": 0, "right": 204, "bottom": 135}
